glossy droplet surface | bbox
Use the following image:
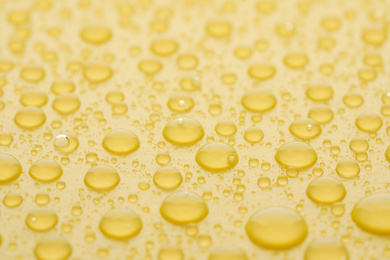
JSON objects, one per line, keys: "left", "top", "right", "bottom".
{"left": 34, "top": 236, "right": 72, "bottom": 260}
{"left": 26, "top": 208, "right": 58, "bottom": 231}
{"left": 14, "top": 107, "right": 46, "bottom": 129}
{"left": 241, "top": 88, "right": 277, "bottom": 112}
{"left": 0, "top": 154, "right": 22, "bottom": 183}
{"left": 163, "top": 118, "right": 204, "bottom": 145}
{"left": 308, "top": 105, "right": 333, "bottom": 124}
{"left": 3, "top": 192, "right": 23, "bottom": 208}
{"left": 349, "top": 137, "right": 369, "bottom": 153}
{"left": 84, "top": 165, "right": 120, "bottom": 191}
{"left": 99, "top": 209, "right": 142, "bottom": 239}
{"left": 306, "top": 85, "right": 334, "bottom": 101}
{"left": 343, "top": 92, "right": 364, "bottom": 108}
{"left": 102, "top": 129, "right": 140, "bottom": 154}
{"left": 275, "top": 142, "right": 317, "bottom": 169}
{"left": 138, "top": 59, "right": 162, "bottom": 75}
{"left": 153, "top": 167, "right": 183, "bottom": 190}
{"left": 215, "top": 120, "right": 237, "bottom": 136}
{"left": 306, "top": 177, "right": 346, "bottom": 204}
{"left": 195, "top": 142, "right": 239, "bottom": 171}
{"left": 150, "top": 39, "right": 178, "bottom": 56}
{"left": 289, "top": 118, "right": 322, "bottom": 139}
{"left": 355, "top": 112, "right": 382, "bottom": 132}
{"left": 51, "top": 80, "right": 75, "bottom": 95}
{"left": 336, "top": 159, "right": 360, "bottom": 178}
{"left": 20, "top": 66, "right": 45, "bottom": 82}
{"left": 351, "top": 193, "right": 390, "bottom": 234}
{"left": 160, "top": 191, "right": 208, "bottom": 224}
{"left": 20, "top": 91, "right": 48, "bottom": 107}
{"left": 244, "top": 127, "right": 264, "bottom": 143}
{"left": 52, "top": 94, "right": 81, "bottom": 114}
{"left": 284, "top": 53, "right": 309, "bottom": 69}
{"left": 158, "top": 247, "right": 184, "bottom": 260}
{"left": 208, "top": 247, "right": 248, "bottom": 260}
{"left": 29, "top": 160, "right": 63, "bottom": 182}
{"left": 80, "top": 26, "right": 112, "bottom": 44}
{"left": 83, "top": 64, "right": 113, "bottom": 83}
{"left": 248, "top": 65, "right": 276, "bottom": 80}
{"left": 167, "top": 94, "right": 194, "bottom": 113}
{"left": 305, "top": 238, "right": 349, "bottom": 260}
{"left": 54, "top": 133, "right": 79, "bottom": 153}
{"left": 246, "top": 207, "right": 308, "bottom": 249}
{"left": 0, "top": 133, "right": 13, "bottom": 146}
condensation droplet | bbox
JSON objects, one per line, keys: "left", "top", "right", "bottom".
{"left": 153, "top": 167, "right": 183, "bottom": 190}
{"left": 336, "top": 159, "right": 360, "bottom": 178}
{"left": 305, "top": 238, "right": 349, "bottom": 260}
{"left": 355, "top": 112, "right": 382, "bottom": 132}
{"left": 102, "top": 129, "right": 140, "bottom": 154}
{"left": 34, "top": 236, "right": 72, "bottom": 260}
{"left": 29, "top": 159, "right": 63, "bottom": 182}
{"left": 289, "top": 118, "right": 322, "bottom": 139}
{"left": 306, "top": 176, "right": 346, "bottom": 204}
{"left": 26, "top": 207, "right": 58, "bottom": 232}
{"left": 195, "top": 142, "right": 239, "bottom": 171}
{"left": 163, "top": 118, "right": 204, "bottom": 145}
{"left": 0, "top": 154, "right": 22, "bottom": 183}
{"left": 84, "top": 165, "right": 120, "bottom": 191}
{"left": 242, "top": 88, "right": 277, "bottom": 112}
{"left": 80, "top": 26, "right": 112, "bottom": 44}
{"left": 275, "top": 142, "right": 317, "bottom": 169}
{"left": 14, "top": 106, "right": 46, "bottom": 129}
{"left": 99, "top": 209, "right": 142, "bottom": 239}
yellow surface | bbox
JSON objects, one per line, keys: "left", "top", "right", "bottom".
{"left": 1, "top": 0, "right": 390, "bottom": 259}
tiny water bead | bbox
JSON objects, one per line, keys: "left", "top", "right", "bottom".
{"left": 215, "top": 120, "right": 237, "bottom": 136}
{"left": 343, "top": 92, "right": 364, "bottom": 108}
{"left": 247, "top": 64, "right": 276, "bottom": 80}
{"left": 195, "top": 142, "right": 239, "bottom": 171}
{"left": 99, "top": 209, "right": 142, "bottom": 239}
{"left": 206, "top": 21, "right": 231, "bottom": 38}
{"left": 29, "top": 159, "right": 63, "bottom": 182}
{"left": 275, "top": 142, "right": 317, "bottom": 169}
{"left": 26, "top": 208, "right": 58, "bottom": 232}
{"left": 20, "top": 91, "right": 48, "bottom": 107}
{"left": 336, "top": 159, "right": 360, "bottom": 178}
{"left": 351, "top": 193, "right": 390, "bottom": 234}
{"left": 355, "top": 112, "right": 383, "bottom": 132}
{"left": 0, "top": 154, "right": 22, "bottom": 183}
{"left": 83, "top": 64, "right": 113, "bottom": 83}
{"left": 306, "top": 85, "right": 334, "bottom": 101}
{"left": 162, "top": 118, "right": 204, "bottom": 145}
{"left": 167, "top": 94, "right": 194, "bottom": 113}
{"left": 3, "top": 192, "right": 23, "bottom": 208}
{"left": 283, "top": 53, "right": 309, "bottom": 69}
{"left": 34, "top": 236, "right": 72, "bottom": 260}
{"left": 289, "top": 118, "right": 322, "bottom": 139}
{"left": 304, "top": 238, "right": 349, "bottom": 260}
{"left": 349, "top": 137, "right": 369, "bottom": 153}
{"left": 80, "top": 26, "right": 112, "bottom": 44}
{"left": 306, "top": 177, "right": 346, "bottom": 204}
{"left": 54, "top": 133, "right": 79, "bottom": 153}
{"left": 14, "top": 106, "right": 46, "bottom": 129}
{"left": 153, "top": 167, "right": 183, "bottom": 190}
{"left": 158, "top": 246, "right": 184, "bottom": 260}
{"left": 245, "top": 207, "right": 308, "bottom": 249}
{"left": 52, "top": 94, "right": 81, "bottom": 114}
{"left": 241, "top": 88, "right": 277, "bottom": 112}
{"left": 51, "top": 80, "right": 75, "bottom": 95}
{"left": 208, "top": 247, "right": 248, "bottom": 260}
{"left": 308, "top": 104, "right": 334, "bottom": 124}
{"left": 150, "top": 39, "right": 178, "bottom": 56}
{"left": 101, "top": 129, "right": 140, "bottom": 155}
{"left": 244, "top": 127, "right": 264, "bottom": 143}
{"left": 84, "top": 165, "right": 120, "bottom": 191}
{"left": 160, "top": 191, "right": 209, "bottom": 224}
{"left": 0, "top": 133, "right": 13, "bottom": 146}
{"left": 20, "top": 66, "right": 45, "bottom": 82}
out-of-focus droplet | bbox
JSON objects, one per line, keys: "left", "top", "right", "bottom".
{"left": 206, "top": 21, "right": 231, "bottom": 38}
{"left": 20, "top": 66, "right": 45, "bottom": 82}
{"left": 343, "top": 92, "right": 364, "bottom": 108}
{"left": 241, "top": 88, "right": 277, "bottom": 112}
{"left": 248, "top": 65, "right": 276, "bottom": 80}
{"left": 150, "top": 39, "right": 178, "bottom": 56}
{"left": 283, "top": 53, "right": 308, "bottom": 69}
{"left": 0, "top": 154, "right": 22, "bottom": 183}
{"left": 51, "top": 80, "right": 75, "bottom": 95}
{"left": 20, "top": 91, "right": 48, "bottom": 107}
{"left": 306, "top": 85, "right": 333, "bottom": 101}
{"left": 304, "top": 238, "right": 349, "bottom": 260}
{"left": 83, "top": 64, "right": 113, "bottom": 83}
{"left": 80, "top": 26, "right": 112, "bottom": 44}
{"left": 308, "top": 104, "right": 333, "bottom": 124}
{"left": 208, "top": 247, "right": 248, "bottom": 260}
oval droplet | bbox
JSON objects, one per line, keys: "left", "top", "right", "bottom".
{"left": 20, "top": 66, "right": 45, "bottom": 82}
{"left": 80, "top": 26, "right": 112, "bottom": 44}
{"left": 102, "top": 129, "right": 140, "bottom": 154}
{"left": 349, "top": 137, "right": 369, "bottom": 153}
{"left": 336, "top": 159, "right": 360, "bottom": 178}
{"left": 153, "top": 167, "right": 183, "bottom": 190}
{"left": 150, "top": 39, "right": 178, "bottom": 56}
{"left": 34, "top": 236, "right": 72, "bottom": 260}
{"left": 248, "top": 65, "right": 276, "bottom": 80}
{"left": 26, "top": 207, "right": 58, "bottom": 232}
{"left": 83, "top": 64, "right": 113, "bottom": 83}
{"left": 163, "top": 118, "right": 204, "bottom": 145}
{"left": 304, "top": 238, "right": 349, "bottom": 260}
{"left": 20, "top": 91, "right": 48, "bottom": 107}
{"left": 54, "top": 133, "right": 79, "bottom": 153}
{"left": 283, "top": 53, "right": 309, "bottom": 69}
{"left": 355, "top": 112, "right": 382, "bottom": 132}
{"left": 52, "top": 94, "right": 81, "bottom": 114}
{"left": 206, "top": 21, "right": 231, "bottom": 38}
{"left": 84, "top": 165, "right": 120, "bottom": 191}
{"left": 306, "top": 176, "right": 346, "bottom": 204}
{"left": 215, "top": 120, "right": 237, "bottom": 136}
{"left": 275, "top": 142, "right": 317, "bottom": 169}
{"left": 158, "top": 246, "right": 184, "bottom": 260}
{"left": 241, "top": 88, "right": 277, "bottom": 112}
{"left": 289, "top": 118, "right": 322, "bottom": 139}
{"left": 51, "top": 80, "right": 75, "bottom": 95}
{"left": 14, "top": 106, "right": 46, "bottom": 129}
{"left": 343, "top": 92, "right": 364, "bottom": 108}
{"left": 0, "top": 154, "right": 22, "bottom": 183}
{"left": 29, "top": 159, "right": 63, "bottom": 182}
{"left": 195, "top": 142, "right": 239, "bottom": 171}
{"left": 3, "top": 192, "right": 23, "bottom": 208}
{"left": 244, "top": 127, "right": 264, "bottom": 143}
{"left": 306, "top": 85, "right": 334, "bottom": 101}
{"left": 208, "top": 247, "right": 248, "bottom": 260}
{"left": 99, "top": 208, "right": 142, "bottom": 239}
{"left": 167, "top": 94, "right": 194, "bottom": 113}
{"left": 138, "top": 59, "right": 162, "bottom": 75}
{"left": 308, "top": 104, "right": 333, "bottom": 124}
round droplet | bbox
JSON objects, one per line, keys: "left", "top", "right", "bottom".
{"left": 321, "top": 17, "right": 341, "bottom": 31}
{"left": 244, "top": 127, "right": 264, "bottom": 143}
{"left": 349, "top": 137, "right": 369, "bottom": 153}
{"left": 20, "top": 91, "right": 48, "bottom": 107}
{"left": 153, "top": 167, "right": 183, "bottom": 190}
{"left": 308, "top": 104, "right": 333, "bottom": 124}
{"left": 284, "top": 53, "right": 309, "bottom": 69}
{"left": 343, "top": 92, "right": 364, "bottom": 108}
{"left": 195, "top": 142, "right": 239, "bottom": 171}
{"left": 275, "top": 142, "right": 317, "bottom": 169}
{"left": 362, "top": 28, "right": 386, "bottom": 46}
{"left": 241, "top": 88, "right": 277, "bottom": 112}
{"left": 306, "top": 177, "right": 346, "bottom": 204}
{"left": 83, "top": 64, "right": 113, "bottom": 83}
{"left": 163, "top": 118, "right": 204, "bottom": 145}
{"left": 84, "top": 165, "right": 120, "bottom": 191}
{"left": 14, "top": 106, "right": 46, "bottom": 129}
{"left": 52, "top": 94, "right": 81, "bottom": 114}
{"left": 206, "top": 21, "right": 231, "bottom": 38}
{"left": 248, "top": 65, "right": 276, "bottom": 80}
{"left": 54, "top": 133, "right": 79, "bottom": 153}
{"left": 80, "top": 26, "right": 112, "bottom": 44}
{"left": 99, "top": 209, "right": 142, "bottom": 239}
{"left": 215, "top": 120, "right": 237, "bottom": 136}
{"left": 3, "top": 192, "right": 23, "bottom": 208}
{"left": 20, "top": 66, "right": 45, "bottom": 82}
{"left": 351, "top": 193, "right": 390, "bottom": 234}
{"left": 306, "top": 85, "right": 334, "bottom": 101}
{"left": 51, "top": 80, "right": 75, "bottom": 95}
{"left": 160, "top": 191, "right": 208, "bottom": 224}
{"left": 355, "top": 112, "right": 382, "bottom": 132}
{"left": 289, "top": 118, "right": 322, "bottom": 139}
{"left": 167, "top": 94, "right": 194, "bottom": 113}
{"left": 246, "top": 207, "right": 308, "bottom": 249}
{"left": 305, "top": 238, "right": 349, "bottom": 260}
{"left": 138, "top": 59, "right": 162, "bottom": 75}
{"left": 0, "top": 133, "right": 13, "bottom": 146}
{"left": 29, "top": 160, "right": 63, "bottom": 182}
{"left": 105, "top": 91, "right": 124, "bottom": 104}
{"left": 26, "top": 208, "right": 58, "bottom": 231}
{"left": 177, "top": 54, "right": 198, "bottom": 70}
{"left": 336, "top": 159, "right": 360, "bottom": 178}
{"left": 0, "top": 154, "right": 22, "bottom": 183}
{"left": 208, "top": 247, "right": 248, "bottom": 260}
{"left": 102, "top": 129, "right": 140, "bottom": 154}
{"left": 150, "top": 39, "right": 178, "bottom": 56}
{"left": 158, "top": 247, "right": 184, "bottom": 260}
{"left": 34, "top": 236, "right": 72, "bottom": 260}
